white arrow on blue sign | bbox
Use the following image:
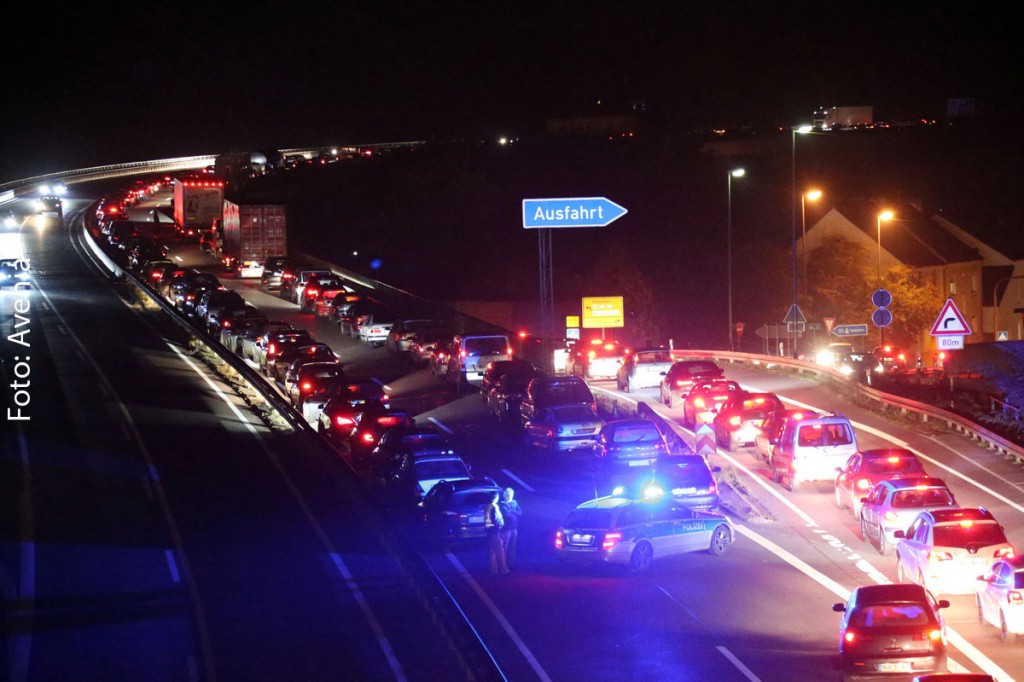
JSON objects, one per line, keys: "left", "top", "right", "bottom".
{"left": 522, "top": 197, "right": 628, "bottom": 229}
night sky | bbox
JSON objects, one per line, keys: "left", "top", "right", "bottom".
{"left": 2, "top": 2, "right": 1018, "bottom": 182}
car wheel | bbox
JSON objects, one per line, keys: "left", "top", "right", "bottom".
{"left": 858, "top": 515, "right": 869, "bottom": 541}
{"left": 785, "top": 470, "right": 798, "bottom": 492}
{"left": 708, "top": 526, "right": 731, "bottom": 556}
{"left": 834, "top": 486, "right": 846, "bottom": 510}
{"left": 877, "top": 525, "right": 889, "bottom": 556}
{"left": 896, "top": 558, "right": 907, "bottom": 583}
{"left": 667, "top": 394, "right": 674, "bottom": 409}
{"left": 1000, "top": 611, "right": 1009, "bottom": 642}
{"left": 770, "top": 461, "right": 781, "bottom": 484}
{"left": 977, "top": 596, "right": 985, "bottom": 626}
{"left": 629, "top": 541, "right": 653, "bottom": 573}
{"left": 719, "top": 429, "right": 732, "bottom": 452}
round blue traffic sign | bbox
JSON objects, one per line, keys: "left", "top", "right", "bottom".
{"left": 872, "top": 307, "right": 893, "bottom": 328}
{"left": 871, "top": 288, "right": 892, "bottom": 308}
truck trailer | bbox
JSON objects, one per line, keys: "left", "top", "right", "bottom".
{"left": 811, "top": 106, "right": 873, "bottom": 130}
{"left": 173, "top": 177, "right": 225, "bottom": 241}
{"left": 218, "top": 201, "right": 287, "bottom": 277}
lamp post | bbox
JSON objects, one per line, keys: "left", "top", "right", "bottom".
{"left": 876, "top": 210, "right": 894, "bottom": 346}
{"left": 801, "top": 189, "right": 822, "bottom": 304}
{"left": 790, "top": 125, "right": 813, "bottom": 358}
{"left": 727, "top": 168, "right": 745, "bottom": 351}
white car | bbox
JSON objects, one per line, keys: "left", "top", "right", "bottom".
{"left": 896, "top": 508, "right": 1015, "bottom": 596}
{"left": 358, "top": 314, "right": 394, "bottom": 346}
{"left": 616, "top": 349, "right": 674, "bottom": 392}
{"left": 976, "top": 556, "right": 1024, "bottom": 642}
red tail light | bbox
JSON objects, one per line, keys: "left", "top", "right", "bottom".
{"left": 1008, "top": 591, "right": 1023, "bottom": 605}
{"left": 361, "top": 432, "right": 376, "bottom": 443}
{"left": 221, "top": 320, "right": 231, "bottom": 328}
{"left": 554, "top": 530, "right": 564, "bottom": 549}
{"left": 995, "top": 547, "right": 1015, "bottom": 558}
{"left": 268, "top": 343, "right": 277, "bottom": 356}
{"left": 460, "top": 350, "right": 467, "bottom": 358}
{"left": 602, "top": 532, "right": 622, "bottom": 551}
{"left": 301, "top": 382, "right": 313, "bottom": 392}
{"left": 334, "top": 415, "right": 355, "bottom": 427}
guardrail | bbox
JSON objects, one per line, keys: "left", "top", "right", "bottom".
{"left": 0, "top": 155, "right": 217, "bottom": 196}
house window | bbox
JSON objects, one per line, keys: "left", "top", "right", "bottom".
{"left": 971, "top": 275, "right": 978, "bottom": 293}
{"left": 949, "top": 281, "right": 957, "bottom": 295}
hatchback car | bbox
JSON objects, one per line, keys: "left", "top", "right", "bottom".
{"left": 569, "top": 339, "right": 624, "bottom": 380}
{"left": 594, "top": 419, "right": 668, "bottom": 469}
{"left": 318, "top": 392, "right": 388, "bottom": 442}
{"left": 835, "top": 448, "right": 927, "bottom": 518}
{"left": 713, "top": 392, "right": 784, "bottom": 450}
{"left": 420, "top": 478, "right": 504, "bottom": 542}
{"left": 859, "top": 478, "right": 959, "bottom": 556}
{"left": 385, "top": 453, "right": 472, "bottom": 503}
{"left": 616, "top": 348, "right": 674, "bottom": 393}
{"left": 555, "top": 496, "right": 733, "bottom": 572}
{"left": 975, "top": 555, "right": 1024, "bottom": 643}
{"left": 681, "top": 380, "right": 742, "bottom": 428}
{"left": 896, "top": 508, "right": 1015, "bottom": 596}
{"left": 659, "top": 360, "right": 725, "bottom": 409}
{"left": 832, "top": 583, "right": 949, "bottom": 680}
{"left": 349, "top": 409, "right": 417, "bottom": 461}
{"left": 286, "top": 362, "right": 346, "bottom": 408}
{"left": 753, "top": 408, "right": 818, "bottom": 464}
{"left": 524, "top": 404, "right": 604, "bottom": 452}
{"left": 272, "top": 341, "right": 337, "bottom": 383}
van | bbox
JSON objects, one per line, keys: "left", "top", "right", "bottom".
{"left": 770, "top": 413, "right": 858, "bottom": 492}
{"left": 446, "top": 334, "right": 511, "bottom": 388}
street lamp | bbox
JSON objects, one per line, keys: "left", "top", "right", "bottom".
{"left": 876, "top": 210, "right": 894, "bottom": 284}
{"left": 727, "top": 167, "right": 745, "bottom": 351}
{"left": 790, "top": 124, "right": 813, "bottom": 357}
{"left": 801, "top": 188, "right": 823, "bottom": 303}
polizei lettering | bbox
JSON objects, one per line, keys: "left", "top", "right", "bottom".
{"left": 532, "top": 204, "right": 605, "bottom": 222}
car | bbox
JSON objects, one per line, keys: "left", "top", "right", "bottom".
{"left": 975, "top": 555, "right": 1024, "bottom": 643}
{"left": 486, "top": 366, "right": 538, "bottom": 425}
{"left": 195, "top": 289, "right": 246, "bottom": 335}
{"left": 106, "top": 221, "right": 138, "bottom": 248}
{"left": 318, "top": 391, "right": 388, "bottom": 442}
{"left": 419, "top": 479, "right": 504, "bottom": 542}
{"left": 313, "top": 287, "right": 350, "bottom": 319}
{"left": 259, "top": 329, "right": 314, "bottom": 376}
{"left": 259, "top": 257, "right": 292, "bottom": 291}
{"left": 616, "top": 348, "right": 674, "bottom": 393}
{"left": 285, "top": 269, "right": 333, "bottom": 304}
{"left": 753, "top": 408, "right": 818, "bottom": 463}
{"left": 859, "top": 478, "right": 959, "bottom": 556}
{"left": 554, "top": 495, "right": 733, "bottom": 572}
{"left": 219, "top": 313, "right": 270, "bottom": 355}
{"left": 659, "top": 359, "right": 725, "bottom": 408}
{"left": 524, "top": 404, "right": 604, "bottom": 452}
{"left": 35, "top": 195, "right": 63, "bottom": 216}
{"left": 713, "top": 391, "right": 784, "bottom": 451}
{"left": 337, "top": 299, "right": 387, "bottom": 336}
{"left": 273, "top": 342, "right": 337, "bottom": 383}
{"left": 681, "top": 380, "right": 743, "bottom": 428}
{"left": 285, "top": 362, "right": 346, "bottom": 408}
{"left": 620, "top": 455, "right": 721, "bottom": 510}
{"left": 520, "top": 375, "right": 596, "bottom": 428}
{"left": 299, "top": 378, "right": 362, "bottom": 426}
{"left": 594, "top": 419, "right": 668, "bottom": 469}
{"left": 769, "top": 412, "right": 858, "bottom": 492}
{"left": 349, "top": 409, "right": 417, "bottom": 461}
{"left": 446, "top": 334, "right": 512, "bottom": 388}
{"left": 427, "top": 338, "right": 456, "bottom": 380}
{"left": 384, "top": 453, "right": 472, "bottom": 503}
{"left": 178, "top": 273, "right": 223, "bottom": 315}
{"left": 835, "top": 448, "right": 927, "bottom": 517}
{"left": 358, "top": 311, "right": 397, "bottom": 346}
{"left": 569, "top": 338, "right": 625, "bottom": 380}
{"left": 873, "top": 345, "right": 911, "bottom": 373}
{"left": 385, "top": 319, "right": 437, "bottom": 354}
{"left": 240, "top": 320, "right": 293, "bottom": 364}
{"left": 300, "top": 276, "right": 345, "bottom": 311}
{"left": 895, "top": 508, "right": 1015, "bottom": 596}
{"left": 832, "top": 583, "right": 949, "bottom": 680}
{"left": 479, "top": 359, "right": 536, "bottom": 400}
{"left": 369, "top": 426, "right": 457, "bottom": 478}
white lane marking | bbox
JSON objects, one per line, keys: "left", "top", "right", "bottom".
{"left": 148, "top": 463, "right": 160, "bottom": 482}
{"left": 715, "top": 646, "right": 762, "bottom": 682}
{"left": 446, "top": 552, "right": 552, "bottom": 682}
{"left": 428, "top": 417, "right": 454, "bottom": 434}
{"left": 769, "top": 392, "right": 1024, "bottom": 516}
{"left": 164, "top": 550, "right": 181, "bottom": 584}
{"left": 500, "top": 469, "right": 534, "bottom": 493}
{"left": 735, "top": 524, "right": 1007, "bottom": 680}
{"left": 919, "top": 433, "right": 1024, "bottom": 496}
{"left": 330, "top": 554, "right": 406, "bottom": 682}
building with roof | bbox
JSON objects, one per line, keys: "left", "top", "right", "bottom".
{"left": 798, "top": 200, "right": 1024, "bottom": 363}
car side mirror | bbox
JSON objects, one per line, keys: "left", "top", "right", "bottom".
{"left": 831, "top": 603, "right": 846, "bottom": 613}
{"left": 859, "top": 497, "right": 868, "bottom": 504}
{"left": 937, "top": 599, "right": 950, "bottom": 609}
{"left": 893, "top": 530, "right": 905, "bottom": 539}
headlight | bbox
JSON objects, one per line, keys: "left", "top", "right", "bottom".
{"left": 815, "top": 350, "right": 836, "bottom": 366}
{"left": 3, "top": 216, "right": 15, "bottom": 228}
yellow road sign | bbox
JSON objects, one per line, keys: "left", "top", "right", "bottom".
{"left": 582, "top": 296, "right": 624, "bottom": 329}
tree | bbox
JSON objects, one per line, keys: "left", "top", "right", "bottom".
{"left": 881, "top": 264, "right": 944, "bottom": 347}
{"left": 588, "top": 250, "right": 661, "bottom": 345}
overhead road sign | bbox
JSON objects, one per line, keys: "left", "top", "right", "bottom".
{"left": 582, "top": 296, "right": 624, "bottom": 329}
{"left": 522, "top": 197, "right": 628, "bottom": 229}
{"left": 832, "top": 324, "right": 869, "bottom": 337}
{"left": 930, "top": 298, "right": 972, "bottom": 336}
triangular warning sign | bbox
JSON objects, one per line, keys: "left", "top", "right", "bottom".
{"left": 783, "top": 304, "right": 806, "bottom": 324}
{"left": 930, "top": 298, "right": 972, "bottom": 336}
{"left": 823, "top": 317, "right": 836, "bottom": 334}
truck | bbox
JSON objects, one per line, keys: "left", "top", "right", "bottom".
{"left": 218, "top": 201, "right": 287, "bottom": 278}
{"left": 173, "top": 177, "right": 225, "bottom": 242}
{"left": 811, "top": 105, "right": 873, "bottom": 130}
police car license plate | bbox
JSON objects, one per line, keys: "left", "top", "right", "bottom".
{"left": 878, "top": 663, "right": 911, "bottom": 673}
{"left": 628, "top": 459, "right": 652, "bottom": 467}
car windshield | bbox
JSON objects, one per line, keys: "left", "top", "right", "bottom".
{"left": 855, "top": 604, "right": 931, "bottom": 628}
{"left": 678, "top": 362, "right": 719, "bottom": 375}
{"left": 865, "top": 457, "right": 924, "bottom": 476}
{"left": 610, "top": 425, "right": 660, "bottom": 443}
{"left": 450, "top": 490, "right": 496, "bottom": 512}
{"left": 890, "top": 488, "right": 955, "bottom": 508}
{"left": 1015, "top": 573, "right": 1024, "bottom": 589}
{"left": 538, "top": 382, "right": 593, "bottom": 406}
{"left": 565, "top": 509, "right": 613, "bottom": 528}
{"left": 414, "top": 460, "right": 468, "bottom": 481}
{"left": 658, "top": 457, "right": 712, "bottom": 486}
{"left": 586, "top": 344, "right": 621, "bottom": 358}
{"left": 402, "top": 434, "right": 449, "bottom": 451}
{"left": 465, "top": 337, "right": 508, "bottom": 355}
{"left": 797, "top": 423, "right": 853, "bottom": 447}
{"left": 552, "top": 406, "right": 597, "bottom": 421}
{"left": 933, "top": 522, "right": 1008, "bottom": 548}
{"left": 636, "top": 351, "right": 672, "bottom": 363}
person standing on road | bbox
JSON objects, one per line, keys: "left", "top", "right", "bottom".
{"left": 499, "top": 487, "right": 522, "bottom": 570}
{"left": 485, "top": 491, "right": 508, "bottom": 575}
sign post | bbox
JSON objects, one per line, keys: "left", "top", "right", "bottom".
{"left": 930, "top": 299, "right": 971, "bottom": 386}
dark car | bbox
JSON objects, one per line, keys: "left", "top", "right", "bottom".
{"left": 369, "top": 426, "right": 456, "bottom": 478}
{"left": 479, "top": 359, "right": 537, "bottom": 400}
{"left": 835, "top": 448, "right": 927, "bottom": 517}
{"left": 680, "top": 380, "right": 742, "bottom": 428}
{"left": 713, "top": 391, "right": 785, "bottom": 451}
{"left": 487, "top": 367, "right": 541, "bottom": 425}
{"left": 240, "top": 320, "right": 293, "bottom": 364}
{"left": 273, "top": 341, "right": 337, "bottom": 383}
{"left": 178, "top": 273, "right": 222, "bottom": 314}
{"left": 318, "top": 392, "right": 388, "bottom": 443}
{"left": 619, "top": 455, "right": 722, "bottom": 510}
{"left": 300, "top": 276, "right": 346, "bottom": 311}
{"left": 259, "top": 257, "right": 291, "bottom": 291}
{"left": 520, "top": 376, "right": 597, "bottom": 428}
{"left": 594, "top": 419, "right": 668, "bottom": 469}
{"left": 259, "top": 329, "right": 314, "bottom": 376}
{"left": 285, "top": 361, "right": 346, "bottom": 408}
{"left": 420, "top": 478, "right": 504, "bottom": 542}
{"left": 348, "top": 409, "right": 417, "bottom": 462}
{"left": 385, "top": 319, "right": 439, "bottom": 355}
{"left": 195, "top": 289, "right": 246, "bottom": 335}
{"left": 832, "top": 584, "right": 949, "bottom": 679}
{"left": 659, "top": 360, "right": 725, "bottom": 409}
{"left": 219, "top": 313, "right": 270, "bottom": 355}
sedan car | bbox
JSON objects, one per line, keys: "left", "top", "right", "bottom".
{"left": 370, "top": 426, "right": 457, "bottom": 478}
{"left": 859, "top": 478, "right": 959, "bottom": 556}
{"left": 594, "top": 419, "right": 668, "bottom": 469}
{"left": 524, "top": 404, "right": 604, "bottom": 452}
{"left": 616, "top": 348, "right": 674, "bottom": 393}
{"left": 285, "top": 362, "right": 346, "bottom": 408}
{"left": 895, "top": 508, "right": 1015, "bottom": 595}
{"left": 659, "top": 359, "right": 725, "bottom": 409}
{"left": 681, "top": 380, "right": 742, "bottom": 428}
{"left": 358, "top": 312, "right": 397, "bottom": 347}
{"left": 384, "top": 453, "right": 472, "bottom": 504}
{"left": 835, "top": 448, "right": 927, "bottom": 518}
{"left": 555, "top": 496, "right": 733, "bottom": 572}
{"left": 420, "top": 478, "right": 506, "bottom": 542}
{"left": 318, "top": 392, "right": 388, "bottom": 442}
{"left": 259, "top": 330, "right": 314, "bottom": 376}
{"left": 833, "top": 584, "right": 949, "bottom": 680}
{"left": 479, "top": 359, "right": 537, "bottom": 400}
{"left": 713, "top": 391, "right": 784, "bottom": 451}
{"left": 349, "top": 409, "right": 417, "bottom": 461}
{"left": 975, "top": 555, "right": 1024, "bottom": 643}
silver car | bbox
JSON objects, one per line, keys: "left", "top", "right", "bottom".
{"left": 859, "top": 477, "right": 958, "bottom": 555}
{"left": 524, "top": 404, "right": 604, "bottom": 452}
{"left": 616, "top": 349, "right": 674, "bottom": 393}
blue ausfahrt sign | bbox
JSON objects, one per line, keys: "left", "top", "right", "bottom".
{"left": 522, "top": 197, "right": 628, "bottom": 229}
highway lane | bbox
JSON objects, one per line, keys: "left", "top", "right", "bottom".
{"left": 153, "top": 191, "right": 1022, "bottom": 680}
{"left": 1, "top": 195, "right": 496, "bottom": 681}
